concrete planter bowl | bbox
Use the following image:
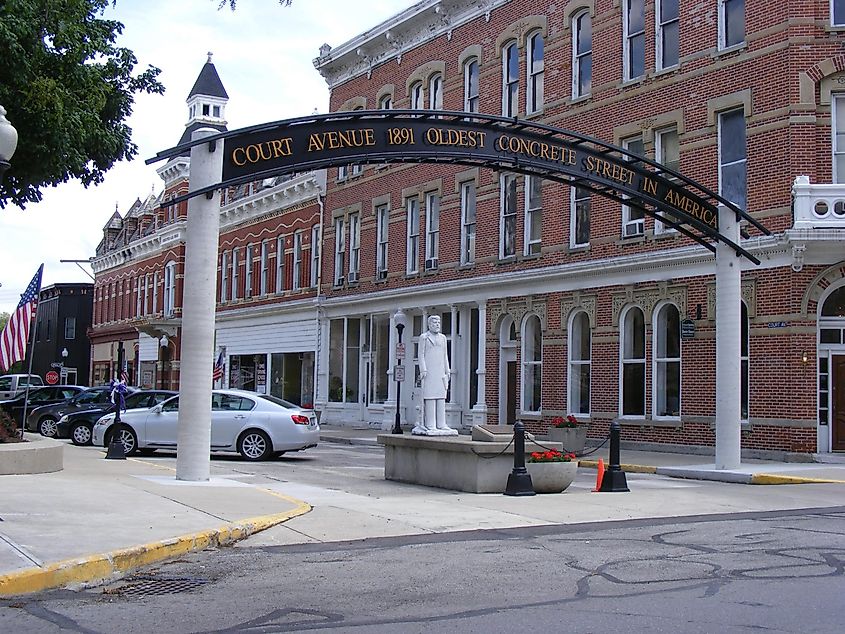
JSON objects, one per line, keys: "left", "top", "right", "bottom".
{"left": 547, "top": 426, "right": 588, "bottom": 454}
{"left": 0, "top": 433, "right": 63, "bottom": 475}
{"left": 525, "top": 460, "right": 577, "bottom": 494}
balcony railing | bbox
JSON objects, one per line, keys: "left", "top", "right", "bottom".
{"left": 792, "top": 175, "right": 845, "bottom": 229}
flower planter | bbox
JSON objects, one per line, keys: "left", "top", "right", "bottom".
{"left": 547, "top": 426, "right": 587, "bottom": 454}
{"left": 525, "top": 460, "right": 577, "bottom": 493}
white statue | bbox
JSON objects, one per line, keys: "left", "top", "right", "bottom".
{"left": 413, "top": 315, "right": 458, "bottom": 436}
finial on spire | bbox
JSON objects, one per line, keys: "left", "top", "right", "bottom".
{"left": 115, "top": 201, "right": 118, "bottom": 214}
{"left": 207, "top": 51, "right": 213, "bottom": 64}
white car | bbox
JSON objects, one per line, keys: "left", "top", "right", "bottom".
{"left": 92, "top": 389, "right": 319, "bottom": 461}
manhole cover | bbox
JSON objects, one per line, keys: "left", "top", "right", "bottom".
{"left": 104, "top": 576, "right": 210, "bottom": 597}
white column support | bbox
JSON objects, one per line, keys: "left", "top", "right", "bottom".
{"left": 715, "top": 205, "right": 742, "bottom": 470}
{"left": 472, "top": 301, "right": 488, "bottom": 425}
{"left": 176, "top": 129, "right": 223, "bottom": 481}
{"left": 448, "top": 304, "right": 458, "bottom": 404}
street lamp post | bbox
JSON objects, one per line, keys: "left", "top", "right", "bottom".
{"left": 0, "top": 105, "right": 18, "bottom": 180}
{"left": 392, "top": 310, "right": 409, "bottom": 434}
{"left": 61, "top": 348, "right": 68, "bottom": 383}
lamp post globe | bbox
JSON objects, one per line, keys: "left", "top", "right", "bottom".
{"left": 0, "top": 105, "right": 18, "bottom": 180}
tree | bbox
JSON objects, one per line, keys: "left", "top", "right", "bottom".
{"left": 0, "top": 0, "right": 164, "bottom": 209}
{"left": 0, "top": 312, "right": 8, "bottom": 331}
{"left": 220, "top": 1, "right": 291, "bottom": 9}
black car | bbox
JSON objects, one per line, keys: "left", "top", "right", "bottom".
{"left": 26, "top": 386, "right": 134, "bottom": 437}
{"left": 0, "top": 385, "right": 86, "bottom": 425}
{"left": 58, "top": 390, "right": 177, "bottom": 446}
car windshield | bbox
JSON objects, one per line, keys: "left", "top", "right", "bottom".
{"left": 257, "top": 394, "right": 300, "bottom": 409}
{"left": 74, "top": 390, "right": 106, "bottom": 404}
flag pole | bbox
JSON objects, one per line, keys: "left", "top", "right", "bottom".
{"left": 19, "top": 291, "right": 42, "bottom": 439}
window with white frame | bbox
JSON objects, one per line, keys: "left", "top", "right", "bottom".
{"left": 328, "top": 317, "right": 361, "bottom": 403}
{"left": 310, "top": 225, "right": 320, "bottom": 287}
{"left": 718, "top": 108, "right": 747, "bottom": 210}
{"left": 425, "top": 192, "right": 440, "bottom": 270}
{"left": 500, "top": 173, "right": 518, "bottom": 258}
{"left": 428, "top": 73, "right": 443, "bottom": 111}
{"left": 502, "top": 41, "right": 519, "bottom": 116}
{"left": 410, "top": 81, "right": 424, "bottom": 109}
{"left": 621, "top": 136, "right": 645, "bottom": 237}
{"left": 376, "top": 203, "right": 389, "bottom": 279}
{"left": 524, "top": 176, "right": 542, "bottom": 255}
{"left": 573, "top": 10, "right": 592, "bottom": 98}
{"left": 143, "top": 274, "right": 150, "bottom": 314}
{"left": 654, "top": 303, "right": 680, "bottom": 417}
{"left": 64, "top": 316, "right": 76, "bottom": 340}
{"left": 527, "top": 31, "right": 544, "bottom": 113}
{"left": 293, "top": 231, "right": 303, "bottom": 290}
{"left": 522, "top": 314, "right": 542, "bottom": 412}
{"left": 260, "top": 240, "right": 269, "bottom": 295}
{"left": 621, "top": 306, "right": 646, "bottom": 416}
{"left": 464, "top": 58, "right": 479, "bottom": 112}
{"left": 406, "top": 197, "right": 420, "bottom": 274}
{"left": 135, "top": 278, "right": 142, "bottom": 316}
{"left": 338, "top": 165, "right": 348, "bottom": 180}
{"left": 152, "top": 271, "right": 159, "bottom": 313}
{"left": 624, "top": 0, "right": 646, "bottom": 81}
{"left": 571, "top": 186, "right": 591, "bottom": 247}
{"left": 220, "top": 251, "right": 230, "bottom": 301}
{"left": 333, "top": 218, "right": 345, "bottom": 286}
{"left": 245, "top": 243, "right": 254, "bottom": 298}
{"left": 835, "top": 0, "right": 845, "bottom": 26}
{"left": 833, "top": 95, "right": 845, "bottom": 182}
{"left": 379, "top": 94, "right": 392, "bottom": 110}
{"left": 568, "top": 310, "right": 591, "bottom": 415}
{"left": 741, "top": 301, "right": 749, "bottom": 420}
{"left": 275, "top": 237, "right": 285, "bottom": 293}
{"left": 348, "top": 212, "right": 360, "bottom": 282}
{"left": 655, "top": 126, "right": 681, "bottom": 233}
{"left": 163, "top": 261, "right": 176, "bottom": 318}
{"left": 657, "top": 0, "right": 680, "bottom": 70}
{"left": 719, "top": 0, "right": 745, "bottom": 49}
{"left": 460, "top": 181, "right": 477, "bottom": 265}
{"left": 231, "top": 248, "right": 240, "bottom": 301}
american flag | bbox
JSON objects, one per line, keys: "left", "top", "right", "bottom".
{"left": 120, "top": 360, "right": 129, "bottom": 385}
{"left": 0, "top": 264, "right": 43, "bottom": 372}
{"left": 212, "top": 349, "right": 225, "bottom": 382}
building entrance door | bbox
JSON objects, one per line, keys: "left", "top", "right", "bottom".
{"left": 832, "top": 356, "right": 845, "bottom": 451}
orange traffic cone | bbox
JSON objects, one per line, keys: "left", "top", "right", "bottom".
{"left": 592, "top": 458, "right": 605, "bottom": 492}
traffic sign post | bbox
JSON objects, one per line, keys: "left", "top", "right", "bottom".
{"left": 45, "top": 370, "right": 59, "bottom": 385}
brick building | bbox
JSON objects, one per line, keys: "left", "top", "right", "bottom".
{"left": 32, "top": 283, "right": 93, "bottom": 385}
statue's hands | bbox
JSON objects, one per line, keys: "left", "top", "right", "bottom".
{"left": 420, "top": 370, "right": 428, "bottom": 380}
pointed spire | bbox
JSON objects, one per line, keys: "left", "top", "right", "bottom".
{"left": 188, "top": 52, "right": 228, "bottom": 99}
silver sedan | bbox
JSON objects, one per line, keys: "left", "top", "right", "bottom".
{"left": 92, "top": 389, "right": 319, "bottom": 461}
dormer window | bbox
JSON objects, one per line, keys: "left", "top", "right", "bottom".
{"left": 202, "top": 104, "right": 210, "bottom": 116}
{"left": 213, "top": 105, "right": 221, "bottom": 117}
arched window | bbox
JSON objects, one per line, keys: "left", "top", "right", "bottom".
{"left": 569, "top": 311, "right": 591, "bottom": 415}
{"left": 654, "top": 303, "right": 680, "bottom": 417}
{"left": 621, "top": 307, "right": 646, "bottom": 416}
{"left": 502, "top": 41, "right": 518, "bottom": 116}
{"left": 527, "top": 31, "right": 544, "bottom": 113}
{"left": 522, "top": 314, "right": 542, "bottom": 412}
{"left": 428, "top": 73, "right": 443, "bottom": 110}
{"left": 821, "top": 286, "right": 845, "bottom": 316}
{"left": 379, "top": 94, "right": 393, "bottom": 110}
{"left": 163, "top": 261, "right": 177, "bottom": 318}
{"left": 741, "top": 301, "right": 749, "bottom": 420}
{"left": 464, "top": 58, "right": 479, "bottom": 112}
{"left": 410, "top": 81, "right": 424, "bottom": 110}
{"left": 572, "top": 10, "right": 592, "bottom": 98}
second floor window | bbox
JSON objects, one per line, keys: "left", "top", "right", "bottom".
{"left": 719, "top": 108, "right": 747, "bottom": 210}
{"left": 571, "top": 186, "right": 591, "bottom": 247}
{"left": 428, "top": 73, "right": 443, "bottom": 111}
{"left": 163, "top": 262, "right": 176, "bottom": 317}
{"left": 719, "top": 0, "right": 745, "bottom": 49}
{"left": 275, "top": 237, "right": 285, "bottom": 293}
{"left": 293, "top": 231, "right": 303, "bottom": 290}
{"left": 310, "top": 225, "right": 320, "bottom": 288}
{"left": 231, "top": 247, "right": 240, "bottom": 301}
{"left": 624, "top": 0, "right": 645, "bottom": 81}
{"left": 500, "top": 174, "right": 517, "bottom": 258}
{"left": 524, "top": 176, "right": 542, "bottom": 255}
{"left": 527, "top": 32, "right": 544, "bottom": 113}
{"left": 425, "top": 192, "right": 440, "bottom": 270}
{"left": 64, "top": 316, "right": 76, "bottom": 340}
{"left": 245, "top": 244, "right": 254, "bottom": 298}
{"left": 406, "top": 197, "right": 420, "bottom": 274}
{"left": 621, "top": 136, "right": 646, "bottom": 237}
{"left": 460, "top": 181, "right": 476, "bottom": 265}
{"left": 410, "top": 81, "right": 424, "bottom": 110}
{"left": 655, "top": 127, "right": 681, "bottom": 233}
{"left": 464, "top": 58, "right": 479, "bottom": 112}
{"left": 260, "top": 241, "right": 269, "bottom": 295}
{"left": 376, "top": 204, "right": 389, "bottom": 279}
{"left": 220, "top": 251, "right": 230, "bottom": 302}
{"left": 349, "top": 212, "right": 361, "bottom": 282}
{"left": 835, "top": 95, "right": 845, "bottom": 182}
{"left": 502, "top": 41, "right": 518, "bottom": 116}
{"left": 657, "top": 0, "right": 680, "bottom": 69}
{"left": 573, "top": 11, "right": 592, "bottom": 98}
{"left": 334, "top": 218, "right": 345, "bottom": 286}
{"left": 379, "top": 94, "right": 392, "bottom": 110}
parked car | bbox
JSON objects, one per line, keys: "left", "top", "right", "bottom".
{"left": 26, "top": 386, "right": 136, "bottom": 438}
{"left": 58, "top": 390, "right": 177, "bottom": 446}
{"left": 0, "top": 374, "right": 44, "bottom": 400}
{"left": 93, "top": 389, "right": 319, "bottom": 461}
{"left": 0, "top": 385, "right": 86, "bottom": 425}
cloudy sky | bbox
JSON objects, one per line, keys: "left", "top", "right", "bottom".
{"left": 0, "top": 0, "right": 411, "bottom": 315}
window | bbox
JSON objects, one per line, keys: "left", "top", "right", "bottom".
{"left": 654, "top": 303, "right": 681, "bottom": 417}
{"left": 573, "top": 11, "right": 592, "bottom": 98}
{"left": 379, "top": 94, "right": 392, "bottom": 110}
{"left": 328, "top": 317, "right": 360, "bottom": 403}
{"left": 260, "top": 241, "right": 269, "bottom": 295}
{"left": 163, "top": 261, "right": 176, "bottom": 317}
{"left": 406, "top": 197, "right": 420, "bottom": 274}
{"left": 621, "top": 307, "right": 646, "bottom": 416}
{"left": 410, "top": 81, "right": 424, "bottom": 110}
{"left": 835, "top": 0, "right": 845, "bottom": 26}
{"left": 571, "top": 186, "right": 591, "bottom": 247}
{"left": 522, "top": 315, "right": 542, "bottom": 412}
{"left": 718, "top": 108, "right": 747, "bottom": 210}
{"left": 220, "top": 252, "right": 229, "bottom": 302}
{"left": 500, "top": 174, "right": 517, "bottom": 258}
{"left": 202, "top": 104, "right": 210, "bottom": 116}
{"left": 834, "top": 95, "right": 845, "bottom": 183}
{"left": 741, "top": 302, "right": 749, "bottom": 420}
{"left": 624, "top": 0, "right": 645, "bottom": 81}
{"left": 334, "top": 217, "right": 346, "bottom": 286}
{"left": 275, "top": 237, "right": 285, "bottom": 293}
{"left": 502, "top": 41, "right": 519, "bottom": 116}
{"left": 349, "top": 212, "right": 361, "bottom": 282}
{"left": 568, "top": 311, "right": 591, "bottom": 415}
{"left": 376, "top": 204, "right": 389, "bottom": 279}
{"left": 655, "top": 127, "right": 681, "bottom": 233}
{"left": 338, "top": 165, "right": 348, "bottom": 181}
{"left": 621, "top": 136, "right": 646, "bottom": 237}
{"left": 527, "top": 32, "right": 544, "bottom": 113}
{"left": 143, "top": 274, "right": 150, "bottom": 314}
{"left": 310, "top": 225, "right": 320, "bottom": 288}
{"left": 293, "top": 231, "right": 303, "bottom": 290}
{"left": 213, "top": 105, "right": 221, "bottom": 117}
{"left": 368, "top": 315, "right": 390, "bottom": 404}
{"left": 719, "top": 0, "right": 745, "bottom": 49}
{"left": 134, "top": 278, "right": 141, "bottom": 317}
{"left": 152, "top": 271, "right": 158, "bottom": 313}
{"left": 425, "top": 192, "right": 440, "bottom": 270}
{"left": 231, "top": 248, "right": 240, "bottom": 301}
{"left": 428, "top": 73, "right": 443, "bottom": 111}
{"left": 657, "top": 0, "right": 680, "bottom": 69}
{"left": 245, "top": 243, "right": 254, "bottom": 299}
{"left": 64, "top": 317, "right": 76, "bottom": 340}
{"left": 524, "top": 176, "right": 542, "bottom": 255}
{"left": 460, "top": 181, "right": 477, "bottom": 265}
{"left": 464, "top": 58, "right": 479, "bottom": 112}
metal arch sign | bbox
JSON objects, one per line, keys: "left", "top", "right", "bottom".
{"left": 148, "top": 110, "right": 770, "bottom": 262}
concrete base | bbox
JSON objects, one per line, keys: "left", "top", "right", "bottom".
{"left": 0, "top": 433, "right": 63, "bottom": 475}
{"left": 379, "top": 433, "right": 562, "bottom": 493}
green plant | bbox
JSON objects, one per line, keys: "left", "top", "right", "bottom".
{"left": 528, "top": 449, "right": 576, "bottom": 463}
{"left": 551, "top": 414, "right": 579, "bottom": 428}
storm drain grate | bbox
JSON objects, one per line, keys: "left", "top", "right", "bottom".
{"left": 104, "top": 576, "right": 210, "bottom": 597}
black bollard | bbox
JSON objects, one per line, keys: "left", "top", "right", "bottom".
{"left": 105, "top": 438, "right": 126, "bottom": 460}
{"left": 504, "top": 420, "right": 535, "bottom": 496}
{"left": 599, "top": 420, "right": 629, "bottom": 492}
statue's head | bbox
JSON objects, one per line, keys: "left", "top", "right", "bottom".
{"left": 428, "top": 315, "right": 441, "bottom": 334}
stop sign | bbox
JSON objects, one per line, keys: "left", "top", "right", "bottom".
{"left": 45, "top": 371, "right": 59, "bottom": 385}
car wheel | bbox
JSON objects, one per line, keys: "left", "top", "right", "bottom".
{"left": 109, "top": 424, "right": 138, "bottom": 456}
{"left": 38, "top": 417, "right": 58, "bottom": 438}
{"left": 70, "top": 423, "right": 93, "bottom": 446}
{"left": 238, "top": 430, "right": 273, "bottom": 461}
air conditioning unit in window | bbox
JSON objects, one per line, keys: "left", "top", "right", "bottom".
{"left": 348, "top": 271, "right": 359, "bottom": 283}
{"left": 377, "top": 269, "right": 388, "bottom": 281}
{"left": 424, "top": 258, "right": 439, "bottom": 271}
{"left": 623, "top": 220, "right": 644, "bottom": 237}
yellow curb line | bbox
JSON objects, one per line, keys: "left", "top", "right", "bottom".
{"left": 749, "top": 473, "right": 845, "bottom": 485}
{"left": 0, "top": 493, "right": 311, "bottom": 598}
{"left": 578, "top": 460, "right": 657, "bottom": 474}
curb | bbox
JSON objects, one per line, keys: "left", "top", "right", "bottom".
{"left": 578, "top": 459, "right": 657, "bottom": 474}
{"left": 320, "top": 434, "right": 380, "bottom": 447}
{"left": 0, "top": 495, "right": 311, "bottom": 597}
{"left": 749, "top": 473, "right": 845, "bottom": 485}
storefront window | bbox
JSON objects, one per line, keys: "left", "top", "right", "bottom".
{"left": 270, "top": 352, "right": 314, "bottom": 407}
{"left": 228, "top": 354, "right": 268, "bottom": 394}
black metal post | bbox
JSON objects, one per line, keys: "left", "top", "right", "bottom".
{"left": 392, "top": 323, "right": 405, "bottom": 434}
{"left": 114, "top": 342, "right": 125, "bottom": 425}
{"left": 504, "top": 420, "right": 535, "bottom": 496}
{"left": 599, "top": 420, "right": 629, "bottom": 492}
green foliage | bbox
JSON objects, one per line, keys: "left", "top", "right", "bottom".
{"left": 0, "top": 0, "right": 164, "bottom": 209}
{"left": 0, "top": 312, "right": 8, "bottom": 331}
{"left": 220, "top": 0, "right": 292, "bottom": 9}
